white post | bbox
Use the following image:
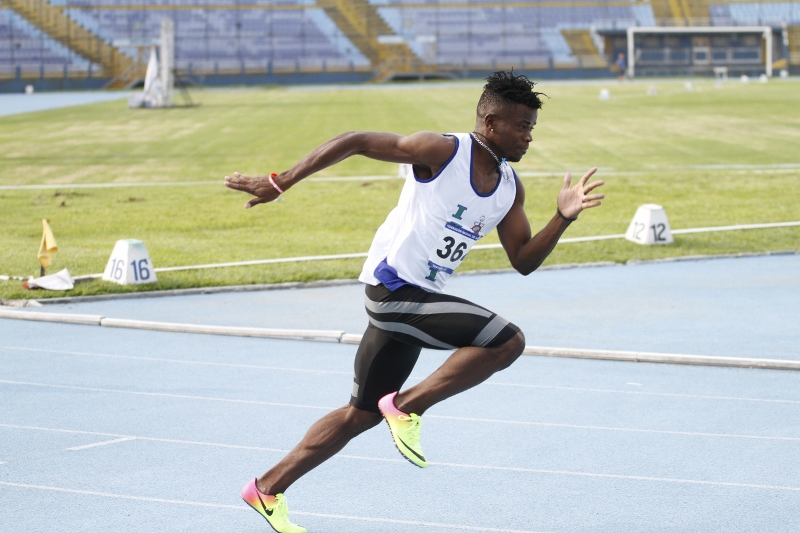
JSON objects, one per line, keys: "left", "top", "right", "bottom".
{"left": 627, "top": 27, "right": 635, "bottom": 79}
{"left": 160, "top": 19, "right": 175, "bottom": 107}
{"left": 764, "top": 28, "right": 773, "bottom": 77}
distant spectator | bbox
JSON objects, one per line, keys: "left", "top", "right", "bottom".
{"left": 615, "top": 53, "right": 627, "bottom": 82}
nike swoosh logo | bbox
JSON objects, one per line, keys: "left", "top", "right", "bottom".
{"left": 397, "top": 436, "right": 426, "bottom": 462}
{"left": 256, "top": 491, "right": 274, "bottom": 516}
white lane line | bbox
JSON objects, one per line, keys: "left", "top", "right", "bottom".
{"left": 428, "top": 415, "right": 800, "bottom": 442}
{"left": 0, "top": 345, "right": 351, "bottom": 376}
{"left": 0, "top": 380, "right": 334, "bottom": 411}
{"left": 426, "top": 463, "right": 800, "bottom": 492}
{"left": 0, "top": 424, "right": 291, "bottom": 454}
{"left": 4, "top": 424, "right": 800, "bottom": 493}
{"left": 3, "top": 346, "right": 799, "bottom": 404}
{"left": 0, "top": 481, "right": 546, "bottom": 533}
{"left": 67, "top": 437, "right": 136, "bottom": 451}
{"left": 4, "top": 386, "right": 800, "bottom": 447}
{"left": 5, "top": 377, "right": 800, "bottom": 420}
{"left": 483, "top": 381, "right": 800, "bottom": 405}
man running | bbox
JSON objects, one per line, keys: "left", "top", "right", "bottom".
{"left": 225, "top": 71, "right": 604, "bottom": 533}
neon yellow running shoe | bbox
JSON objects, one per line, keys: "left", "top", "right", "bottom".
{"left": 378, "top": 391, "right": 428, "bottom": 468}
{"left": 241, "top": 479, "right": 306, "bottom": 533}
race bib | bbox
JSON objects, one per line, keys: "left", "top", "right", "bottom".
{"left": 426, "top": 221, "right": 480, "bottom": 280}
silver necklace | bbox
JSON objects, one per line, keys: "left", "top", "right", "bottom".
{"left": 470, "top": 133, "right": 507, "bottom": 179}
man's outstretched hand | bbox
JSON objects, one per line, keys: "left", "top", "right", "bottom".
{"left": 557, "top": 167, "right": 605, "bottom": 220}
{"left": 224, "top": 172, "right": 281, "bottom": 209}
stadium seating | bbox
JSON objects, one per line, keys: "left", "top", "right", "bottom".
{"left": 1, "top": 0, "right": 799, "bottom": 84}
{"left": 0, "top": 7, "right": 91, "bottom": 76}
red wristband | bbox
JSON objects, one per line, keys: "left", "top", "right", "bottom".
{"left": 268, "top": 173, "right": 284, "bottom": 195}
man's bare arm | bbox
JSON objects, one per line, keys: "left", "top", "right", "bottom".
{"left": 224, "top": 131, "right": 455, "bottom": 209}
{"left": 497, "top": 168, "right": 604, "bottom": 275}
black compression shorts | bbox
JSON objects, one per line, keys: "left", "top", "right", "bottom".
{"left": 349, "top": 283, "right": 521, "bottom": 413}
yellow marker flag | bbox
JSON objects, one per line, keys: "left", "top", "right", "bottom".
{"left": 38, "top": 219, "right": 58, "bottom": 269}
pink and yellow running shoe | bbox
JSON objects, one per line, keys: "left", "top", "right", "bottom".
{"left": 241, "top": 478, "right": 306, "bottom": 533}
{"left": 378, "top": 391, "right": 428, "bottom": 468}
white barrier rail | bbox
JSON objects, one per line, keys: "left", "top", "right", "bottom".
{"left": 2, "top": 309, "right": 798, "bottom": 371}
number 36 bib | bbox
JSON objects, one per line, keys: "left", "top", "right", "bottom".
{"left": 426, "top": 221, "right": 480, "bottom": 278}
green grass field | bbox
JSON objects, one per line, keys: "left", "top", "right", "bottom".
{"left": 1, "top": 78, "right": 799, "bottom": 300}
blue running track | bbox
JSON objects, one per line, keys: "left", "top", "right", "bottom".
{"left": 2, "top": 254, "right": 799, "bottom": 532}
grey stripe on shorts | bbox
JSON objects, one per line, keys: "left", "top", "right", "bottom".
{"left": 364, "top": 295, "right": 493, "bottom": 318}
{"left": 367, "top": 316, "right": 457, "bottom": 349}
{"left": 472, "top": 315, "right": 510, "bottom": 347}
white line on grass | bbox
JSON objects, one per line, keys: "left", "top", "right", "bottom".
{"left": 672, "top": 163, "right": 800, "bottom": 170}
{"left": 67, "top": 437, "right": 136, "bottom": 451}
{"left": 152, "top": 252, "right": 370, "bottom": 273}
{"left": 4, "top": 163, "right": 799, "bottom": 191}
{"left": 0, "top": 481, "right": 547, "bottom": 533}
{"left": 0, "top": 345, "right": 351, "bottom": 376}
{"left": 68, "top": 220, "right": 799, "bottom": 278}
{"left": 0, "top": 181, "right": 219, "bottom": 191}
{"left": 0, "top": 176, "right": 399, "bottom": 191}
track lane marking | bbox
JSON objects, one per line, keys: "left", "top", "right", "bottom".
{"left": 428, "top": 415, "right": 800, "bottom": 442}
{"left": 425, "top": 463, "right": 800, "bottom": 492}
{"left": 5, "top": 371, "right": 800, "bottom": 407}
{"left": 67, "top": 437, "right": 136, "bottom": 451}
{"left": 4, "top": 378, "right": 800, "bottom": 445}
{"left": 483, "top": 381, "right": 800, "bottom": 404}
{"left": 4, "top": 346, "right": 800, "bottom": 404}
{"left": 4, "top": 424, "right": 800, "bottom": 491}
{"left": 0, "top": 380, "right": 333, "bottom": 410}
{"left": 0, "top": 481, "right": 547, "bottom": 533}
{"left": 4, "top": 380, "right": 800, "bottom": 443}
{"left": 0, "top": 423, "right": 290, "bottom": 453}
{"left": 0, "top": 345, "right": 351, "bottom": 376}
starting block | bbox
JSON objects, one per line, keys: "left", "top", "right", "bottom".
{"left": 625, "top": 204, "right": 674, "bottom": 245}
{"left": 102, "top": 239, "right": 157, "bottom": 285}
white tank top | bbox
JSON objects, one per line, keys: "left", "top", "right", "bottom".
{"left": 359, "top": 133, "right": 519, "bottom": 293}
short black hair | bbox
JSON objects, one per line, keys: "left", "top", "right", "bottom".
{"left": 477, "top": 71, "right": 545, "bottom": 115}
